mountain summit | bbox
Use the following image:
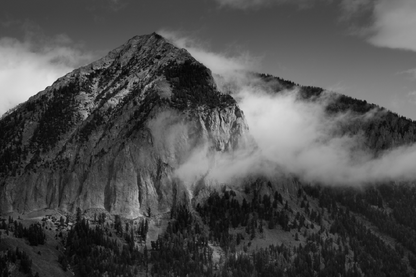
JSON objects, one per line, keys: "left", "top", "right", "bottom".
{"left": 0, "top": 33, "right": 249, "bottom": 217}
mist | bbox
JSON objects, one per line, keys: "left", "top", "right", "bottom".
{"left": 161, "top": 31, "right": 416, "bottom": 187}
{"left": 236, "top": 85, "right": 416, "bottom": 186}
{"left": 175, "top": 73, "right": 416, "bottom": 187}
{"left": 0, "top": 32, "right": 93, "bottom": 117}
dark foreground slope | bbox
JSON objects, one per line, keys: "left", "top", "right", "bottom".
{"left": 2, "top": 181, "right": 414, "bottom": 277}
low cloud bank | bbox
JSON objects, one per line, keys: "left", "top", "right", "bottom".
{"left": 163, "top": 31, "right": 416, "bottom": 186}
{"left": 238, "top": 87, "right": 416, "bottom": 185}
{"left": 176, "top": 82, "right": 416, "bottom": 186}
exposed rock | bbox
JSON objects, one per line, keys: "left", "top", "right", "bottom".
{"left": 0, "top": 33, "right": 250, "bottom": 218}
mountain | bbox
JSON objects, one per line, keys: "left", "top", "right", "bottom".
{"left": 3, "top": 33, "right": 416, "bottom": 277}
{"left": 0, "top": 33, "right": 250, "bottom": 217}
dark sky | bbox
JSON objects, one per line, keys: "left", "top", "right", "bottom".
{"left": 1, "top": 0, "right": 416, "bottom": 119}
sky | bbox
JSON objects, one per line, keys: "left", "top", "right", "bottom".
{"left": 1, "top": 0, "right": 416, "bottom": 119}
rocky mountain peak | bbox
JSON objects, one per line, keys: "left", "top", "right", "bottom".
{"left": 0, "top": 33, "right": 249, "bottom": 217}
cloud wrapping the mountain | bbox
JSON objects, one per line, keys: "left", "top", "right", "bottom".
{"left": 0, "top": 34, "right": 93, "bottom": 116}
{"left": 159, "top": 29, "right": 262, "bottom": 99}
{"left": 159, "top": 30, "right": 259, "bottom": 77}
{"left": 236, "top": 87, "right": 416, "bottom": 185}
{"left": 168, "top": 31, "right": 416, "bottom": 187}
{"left": 177, "top": 81, "right": 416, "bottom": 186}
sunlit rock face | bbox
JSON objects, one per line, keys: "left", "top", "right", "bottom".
{"left": 0, "top": 33, "right": 250, "bottom": 218}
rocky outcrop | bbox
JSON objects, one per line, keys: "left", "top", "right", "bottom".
{"left": 0, "top": 33, "right": 250, "bottom": 218}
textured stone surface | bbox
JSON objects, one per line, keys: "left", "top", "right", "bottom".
{"left": 0, "top": 33, "right": 249, "bottom": 218}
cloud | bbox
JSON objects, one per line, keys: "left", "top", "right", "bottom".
{"left": 86, "top": 0, "right": 129, "bottom": 13}
{"left": 339, "top": 0, "right": 374, "bottom": 21}
{"left": 0, "top": 33, "right": 94, "bottom": 116}
{"left": 339, "top": 0, "right": 416, "bottom": 52}
{"left": 366, "top": 0, "right": 416, "bottom": 52}
{"left": 152, "top": 31, "right": 416, "bottom": 187}
{"left": 340, "top": 0, "right": 373, "bottom": 15}
{"left": 235, "top": 88, "right": 411, "bottom": 186}
{"left": 174, "top": 72, "right": 416, "bottom": 187}
{"left": 407, "top": 91, "right": 416, "bottom": 104}
{"left": 325, "top": 82, "right": 349, "bottom": 94}
{"left": 213, "top": 0, "right": 283, "bottom": 9}
{"left": 398, "top": 68, "right": 416, "bottom": 81}
{"left": 159, "top": 30, "right": 259, "bottom": 76}
{"left": 212, "top": 0, "right": 323, "bottom": 9}
{"left": 159, "top": 30, "right": 261, "bottom": 92}
{"left": 212, "top": 0, "right": 416, "bottom": 52}
{"left": 106, "top": 0, "right": 129, "bottom": 11}
{"left": 213, "top": 0, "right": 373, "bottom": 11}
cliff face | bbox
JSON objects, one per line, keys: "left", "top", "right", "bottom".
{"left": 0, "top": 33, "right": 250, "bottom": 218}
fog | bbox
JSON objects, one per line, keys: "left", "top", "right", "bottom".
{"left": 174, "top": 72, "right": 416, "bottom": 187}
{"left": 0, "top": 33, "right": 93, "bottom": 116}
{"left": 236, "top": 85, "right": 416, "bottom": 186}
{"left": 162, "top": 30, "right": 416, "bottom": 187}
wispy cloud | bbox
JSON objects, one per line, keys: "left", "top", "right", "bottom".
{"left": 213, "top": 0, "right": 370, "bottom": 11}
{"left": 325, "top": 82, "right": 349, "bottom": 93}
{"left": 86, "top": 0, "right": 129, "bottom": 15}
{"left": 212, "top": 0, "right": 319, "bottom": 10}
{"left": 176, "top": 77, "right": 416, "bottom": 186}
{"left": 159, "top": 29, "right": 261, "bottom": 90}
{"left": 366, "top": 0, "right": 416, "bottom": 52}
{"left": 213, "top": 0, "right": 416, "bottom": 52}
{"left": 160, "top": 30, "right": 416, "bottom": 186}
{"left": 339, "top": 0, "right": 374, "bottom": 19}
{"left": 0, "top": 28, "right": 94, "bottom": 116}
{"left": 106, "top": 0, "right": 128, "bottom": 11}
{"left": 159, "top": 30, "right": 259, "bottom": 74}
{"left": 213, "top": 0, "right": 280, "bottom": 9}
{"left": 398, "top": 68, "right": 416, "bottom": 81}
{"left": 407, "top": 91, "right": 416, "bottom": 104}
{"left": 334, "top": 0, "right": 416, "bottom": 52}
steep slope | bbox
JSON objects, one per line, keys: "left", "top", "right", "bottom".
{"left": 0, "top": 33, "right": 250, "bottom": 217}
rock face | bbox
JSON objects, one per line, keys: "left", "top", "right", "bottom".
{"left": 0, "top": 33, "right": 250, "bottom": 218}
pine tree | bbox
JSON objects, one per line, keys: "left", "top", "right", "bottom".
{"left": 76, "top": 207, "right": 82, "bottom": 222}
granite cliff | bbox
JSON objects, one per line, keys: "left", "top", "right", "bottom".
{"left": 0, "top": 33, "right": 250, "bottom": 218}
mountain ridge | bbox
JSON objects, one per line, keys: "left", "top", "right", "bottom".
{"left": 0, "top": 32, "right": 249, "bottom": 217}
{"left": 3, "top": 32, "right": 416, "bottom": 216}
{"left": 2, "top": 32, "right": 416, "bottom": 213}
